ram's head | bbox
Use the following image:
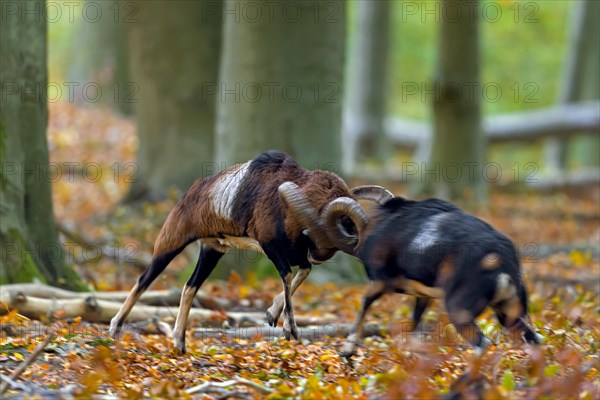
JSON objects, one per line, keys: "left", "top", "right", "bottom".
{"left": 278, "top": 182, "right": 393, "bottom": 258}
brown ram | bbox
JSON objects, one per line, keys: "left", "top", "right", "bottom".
{"left": 109, "top": 150, "right": 383, "bottom": 353}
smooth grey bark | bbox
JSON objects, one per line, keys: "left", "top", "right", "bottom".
{"left": 68, "top": 0, "right": 131, "bottom": 115}
{"left": 545, "top": 0, "right": 600, "bottom": 172}
{"left": 343, "top": 0, "right": 392, "bottom": 171}
{"left": 216, "top": 0, "right": 346, "bottom": 171}
{"left": 419, "top": 0, "right": 484, "bottom": 202}
{"left": 124, "top": 0, "right": 222, "bottom": 202}
{"left": 0, "top": 0, "right": 86, "bottom": 290}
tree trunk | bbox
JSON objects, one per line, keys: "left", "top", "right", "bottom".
{"left": 419, "top": 0, "right": 484, "bottom": 202}
{"left": 0, "top": 0, "right": 86, "bottom": 290}
{"left": 216, "top": 0, "right": 346, "bottom": 171}
{"left": 545, "top": 0, "right": 600, "bottom": 172}
{"left": 124, "top": 0, "right": 223, "bottom": 202}
{"left": 343, "top": 0, "right": 392, "bottom": 172}
{"left": 67, "top": 0, "right": 131, "bottom": 115}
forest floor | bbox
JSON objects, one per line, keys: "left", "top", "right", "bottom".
{"left": 1, "top": 103, "right": 599, "bottom": 399}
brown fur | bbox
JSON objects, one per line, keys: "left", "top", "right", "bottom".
{"left": 153, "top": 160, "right": 352, "bottom": 258}
{"left": 111, "top": 152, "right": 356, "bottom": 352}
{"left": 481, "top": 253, "right": 501, "bottom": 270}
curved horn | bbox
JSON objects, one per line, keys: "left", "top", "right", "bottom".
{"left": 322, "top": 197, "right": 369, "bottom": 254}
{"left": 278, "top": 182, "right": 331, "bottom": 248}
{"left": 351, "top": 185, "right": 394, "bottom": 205}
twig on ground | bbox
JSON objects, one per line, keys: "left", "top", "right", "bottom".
{"left": 0, "top": 374, "right": 34, "bottom": 394}
{"left": 0, "top": 327, "right": 56, "bottom": 394}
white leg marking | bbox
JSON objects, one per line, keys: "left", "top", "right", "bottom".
{"left": 109, "top": 282, "right": 141, "bottom": 337}
{"left": 173, "top": 285, "right": 198, "bottom": 353}
{"left": 267, "top": 269, "right": 311, "bottom": 322}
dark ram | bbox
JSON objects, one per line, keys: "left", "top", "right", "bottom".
{"left": 288, "top": 190, "right": 541, "bottom": 357}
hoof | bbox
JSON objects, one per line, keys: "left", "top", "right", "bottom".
{"left": 474, "top": 337, "right": 492, "bottom": 357}
{"left": 266, "top": 310, "right": 279, "bottom": 327}
{"left": 173, "top": 335, "right": 187, "bottom": 354}
{"left": 108, "top": 320, "right": 121, "bottom": 339}
{"left": 283, "top": 324, "right": 299, "bottom": 341}
{"left": 174, "top": 342, "right": 186, "bottom": 355}
{"left": 338, "top": 349, "right": 356, "bottom": 359}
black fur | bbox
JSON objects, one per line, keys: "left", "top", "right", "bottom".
{"left": 356, "top": 197, "right": 539, "bottom": 347}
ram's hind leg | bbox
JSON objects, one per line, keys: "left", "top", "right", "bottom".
{"left": 412, "top": 297, "right": 431, "bottom": 331}
{"left": 267, "top": 266, "right": 311, "bottom": 327}
{"left": 109, "top": 243, "right": 190, "bottom": 338}
{"left": 173, "top": 244, "right": 224, "bottom": 354}
{"left": 263, "top": 244, "right": 299, "bottom": 341}
{"left": 340, "top": 280, "right": 386, "bottom": 358}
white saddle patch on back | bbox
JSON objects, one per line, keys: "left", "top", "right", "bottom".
{"left": 409, "top": 213, "right": 451, "bottom": 252}
{"left": 211, "top": 161, "right": 250, "bottom": 219}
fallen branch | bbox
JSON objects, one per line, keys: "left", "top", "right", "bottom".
{"left": 0, "top": 283, "right": 232, "bottom": 310}
{"left": 57, "top": 221, "right": 152, "bottom": 271}
{"left": 193, "top": 323, "right": 385, "bottom": 342}
{"left": 0, "top": 290, "right": 337, "bottom": 327}
{"left": 0, "top": 374, "right": 79, "bottom": 399}
{"left": 0, "top": 328, "right": 55, "bottom": 394}
{"left": 186, "top": 377, "right": 274, "bottom": 395}
{"left": 0, "top": 290, "right": 257, "bottom": 325}
{"left": 385, "top": 100, "right": 600, "bottom": 147}
{"left": 526, "top": 168, "right": 600, "bottom": 190}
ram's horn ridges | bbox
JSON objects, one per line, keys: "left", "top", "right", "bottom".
{"left": 351, "top": 185, "right": 394, "bottom": 205}
{"left": 322, "top": 197, "right": 369, "bottom": 254}
{"left": 278, "top": 182, "right": 332, "bottom": 248}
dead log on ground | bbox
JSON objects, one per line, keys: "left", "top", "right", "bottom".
{"left": 0, "top": 283, "right": 232, "bottom": 310}
{"left": 0, "top": 290, "right": 336, "bottom": 327}
{"left": 192, "top": 323, "right": 385, "bottom": 342}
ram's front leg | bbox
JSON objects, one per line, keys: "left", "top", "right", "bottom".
{"left": 267, "top": 265, "right": 311, "bottom": 327}
{"left": 263, "top": 245, "right": 299, "bottom": 340}
{"left": 445, "top": 296, "right": 490, "bottom": 356}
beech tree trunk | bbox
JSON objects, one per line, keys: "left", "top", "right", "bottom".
{"left": 216, "top": 0, "right": 346, "bottom": 171}
{"left": 343, "top": 0, "right": 392, "bottom": 172}
{"left": 420, "top": 0, "right": 485, "bottom": 202}
{"left": 67, "top": 0, "right": 131, "bottom": 115}
{"left": 0, "top": 0, "right": 86, "bottom": 290}
{"left": 124, "top": 0, "right": 223, "bottom": 202}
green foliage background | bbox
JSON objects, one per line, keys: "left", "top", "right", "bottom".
{"left": 51, "top": 1, "right": 572, "bottom": 117}
{"left": 384, "top": 0, "right": 571, "bottom": 119}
